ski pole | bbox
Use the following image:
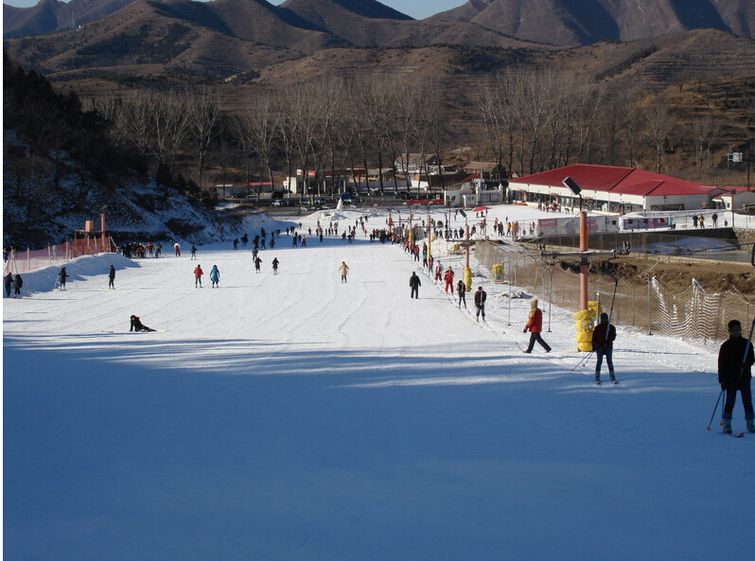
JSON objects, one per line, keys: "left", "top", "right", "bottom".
{"left": 706, "top": 389, "right": 725, "bottom": 432}
{"left": 572, "top": 351, "right": 593, "bottom": 371}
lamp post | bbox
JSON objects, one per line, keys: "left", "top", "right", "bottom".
{"left": 563, "top": 176, "right": 588, "bottom": 311}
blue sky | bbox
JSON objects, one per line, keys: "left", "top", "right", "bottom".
{"left": 3, "top": 0, "right": 463, "bottom": 19}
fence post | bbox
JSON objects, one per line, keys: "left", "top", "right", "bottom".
{"left": 647, "top": 276, "right": 653, "bottom": 335}
{"left": 547, "top": 266, "right": 553, "bottom": 332}
{"left": 27, "top": 247, "right": 30, "bottom": 273}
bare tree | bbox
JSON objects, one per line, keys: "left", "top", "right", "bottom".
{"left": 275, "top": 94, "right": 298, "bottom": 196}
{"left": 286, "top": 82, "right": 320, "bottom": 197}
{"left": 186, "top": 87, "right": 220, "bottom": 188}
{"left": 691, "top": 114, "right": 721, "bottom": 170}
{"left": 237, "top": 90, "right": 279, "bottom": 194}
{"left": 619, "top": 95, "right": 642, "bottom": 167}
{"left": 643, "top": 101, "right": 672, "bottom": 173}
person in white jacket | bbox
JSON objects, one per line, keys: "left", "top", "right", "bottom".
{"left": 338, "top": 261, "right": 350, "bottom": 283}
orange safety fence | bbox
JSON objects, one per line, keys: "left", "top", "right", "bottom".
{"left": 3, "top": 237, "right": 117, "bottom": 275}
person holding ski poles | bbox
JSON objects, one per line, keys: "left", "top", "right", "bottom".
{"left": 592, "top": 312, "right": 617, "bottom": 385}
{"left": 457, "top": 278, "right": 467, "bottom": 309}
{"left": 719, "top": 319, "right": 755, "bottom": 434}
{"left": 194, "top": 264, "right": 204, "bottom": 288}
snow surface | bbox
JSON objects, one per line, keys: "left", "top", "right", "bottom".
{"left": 4, "top": 206, "right": 754, "bottom": 561}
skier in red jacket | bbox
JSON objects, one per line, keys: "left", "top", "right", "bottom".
{"left": 193, "top": 264, "right": 204, "bottom": 288}
{"left": 523, "top": 299, "right": 551, "bottom": 353}
{"left": 444, "top": 267, "right": 455, "bottom": 294}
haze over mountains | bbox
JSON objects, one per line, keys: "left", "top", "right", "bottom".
{"left": 4, "top": 0, "right": 754, "bottom": 45}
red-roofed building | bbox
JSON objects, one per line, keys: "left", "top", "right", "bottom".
{"left": 712, "top": 186, "right": 755, "bottom": 211}
{"left": 509, "top": 164, "right": 720, "bottom": 212}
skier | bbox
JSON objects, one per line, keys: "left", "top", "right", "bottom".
{"left": 457, "top": 279, "right": 467, "bottom": 309}
{"left": 338, "top": 261, "right": 350, "bottom": 283}
{"left": 108, "top": 265, "right": 116, "bottom": 289}
{"left": 523, "top": 299, "right": 551, "bottom": 353}
{"left": 444, "top": 266, "right": 455, "bottom": 294}
{"left": 591, "top": 312, "right": 617, "bottom": 384}
{"left": 210, "top": 265, "right": 220, "bottom": 288}
{"left": 254, "top": 256, "right": 262, "bottom": 273}
{"left": 13, "top": 273, "right": 23, "bottom": 298}
{"left": 194, "top": 264, "right": 204, "bottom": 288}
{"left": 410, "top": 271, "right": 421, "bottom": 299}
{"left": 58, "top": 267, "right": 68, "bottom": 290}
{"left": 474, "top": 286, "right": 487, "bottom": 322}
{"left": 272, "top": 257, "right": 279, "bottom": 275}
{"left": 130, "top": 315, "right": 156, "bottom": 332}
{"left": 4, "top": 272, "right": 12, "bottom": 298}
{"left": 434, "top": 263, "right": 442, "bottom": 282}
{"left": 233, "top": 239, "right": 239, "bottom": 250}
{"left": 174, "top": 242, "right": 181, "bottom": 257}
{"left": 719, "top": 319, "right": 755, "bottom": 434}
{"left": 191, "top": 245, "right": 197, "bottom": 260}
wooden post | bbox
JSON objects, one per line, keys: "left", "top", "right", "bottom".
{"left": 100, "top": 212, "right": 106, "bottom": 252}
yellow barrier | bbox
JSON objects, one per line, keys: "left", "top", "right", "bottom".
{"left": 572, "top": 300, "right": 600, "bottom": 352}
{"left": 492, "top": 263, "right": 503, "bottom": 282}
{"left": 464, "top": 266, "right": 472, "bottom": 292}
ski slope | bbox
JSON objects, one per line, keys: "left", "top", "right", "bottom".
{"left": 4, "top": 208, "right": 753, "bottom": 561}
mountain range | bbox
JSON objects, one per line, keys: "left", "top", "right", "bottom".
{"left": 4, "top": 0, "right": 754, "bottom": 45}
{"left": 3, "top": 0, "right": 754, "bottom": 160}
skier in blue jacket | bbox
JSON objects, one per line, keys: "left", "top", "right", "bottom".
{"left": 209, "top": 265, "right": 220, "bottom": 288}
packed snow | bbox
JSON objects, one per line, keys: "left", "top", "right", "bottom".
{"left": 4, "top": 206, "right": 753, "bottom": 561}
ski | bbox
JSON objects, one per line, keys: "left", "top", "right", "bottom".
{"left": 723, "top": 432, "right": 745, "bottom": 438}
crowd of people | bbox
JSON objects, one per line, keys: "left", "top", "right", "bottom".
{"left": 7, "top": 209, "right": 753, "bottom": 435}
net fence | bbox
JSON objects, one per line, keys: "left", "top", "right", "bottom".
{"left": 473, "top": 241, "right": 751, "bottom": 350}
{"left": 3, "top": 237, "right": 116, "bottom": 275}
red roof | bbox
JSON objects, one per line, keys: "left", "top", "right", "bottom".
{"left": 510, "top": 164, "right": 634, "bottom": 191}
{"left": 612, "top": 180, "right": 664, "bottom": 196}
{"left": 511, "top": 164, "right": 716, "bottom": 197}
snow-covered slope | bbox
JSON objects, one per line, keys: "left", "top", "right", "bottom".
{"left": 4, "top": 207, "right": 752, "bottom": 560}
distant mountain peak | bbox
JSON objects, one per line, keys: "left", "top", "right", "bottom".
{"left": 281, "top": 0, "right": 413, "bottom": 21}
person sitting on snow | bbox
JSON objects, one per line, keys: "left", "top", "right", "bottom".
{"left": 130, "top": 315, "right": 156, "bottom": 332}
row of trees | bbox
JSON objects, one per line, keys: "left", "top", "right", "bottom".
{"left": 93, "top": 69, "right": 745, "bottom": 195}
{"left": 96, "top": 78, "right": 449, "bottom": 196}
{"left": 479, "top": 70, "right": 727, "bottom": 177}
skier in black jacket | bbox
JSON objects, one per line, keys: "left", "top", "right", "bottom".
{"left": 58, "top": 267, "right": 68, "bottom": 290}
{"left": 13, "top": 273, "right": 23, "bottom": 297}
{"left": 409, "top": 272, "right": 421, "bottom": 299}
{"left": 108, "top": 265, "right": 116, "bottom": 289}
{"left": 4, "top": 272, "right": 12, "bottom": 298}
{"left": 592, "top": 313, "right": 617, "bottom": 384}
{"left": 474, "top": 286, "right": 486, "bottom": 321}
{"left": 719, "top": 319, "right": 755, "bottom": 434}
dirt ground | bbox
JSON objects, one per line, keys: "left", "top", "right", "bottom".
{"left": 587, "top": 256, "right": 755, "bottom": 297}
